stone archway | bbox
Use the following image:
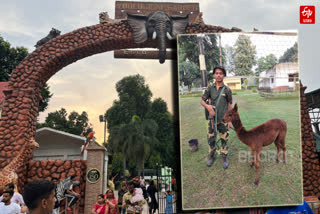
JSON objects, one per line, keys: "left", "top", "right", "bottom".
{"left": 0, "top": 20, "right": 232, "bottom": 186}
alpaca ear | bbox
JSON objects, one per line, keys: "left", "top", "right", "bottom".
{"left": 233, "top": 103, "right": 238, "bottom": 112}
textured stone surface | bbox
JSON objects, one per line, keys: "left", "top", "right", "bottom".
{"left": 301, "top": 85, "right": 320, "bottom": 197}
{"left": 28, "top": 159, "right": 87, "bottom": 213}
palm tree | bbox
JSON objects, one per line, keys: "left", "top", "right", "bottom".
{"left": 108, "top": 115, "right": 159, "bottom": 176}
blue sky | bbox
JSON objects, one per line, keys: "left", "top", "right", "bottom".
{"left": 1, "top": 0, "right": 319, "bottom": 142}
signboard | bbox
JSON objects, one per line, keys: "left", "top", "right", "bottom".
{"left": 114, "top": 1, "right": 200, "bottom": 60}
{"left": 86, "top": 168, "right": 101, "bottom": 184}
{"left": 115, "top": 1, "right": 200, "bottom": 22}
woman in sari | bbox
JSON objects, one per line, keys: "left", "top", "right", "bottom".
{"left": 91, "top": 194, "right": 106, "bottom": 214}
{"left": 104, "top": 189, "right": 119, "bottom": 214}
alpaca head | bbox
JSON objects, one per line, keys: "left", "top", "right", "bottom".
{"left": 223, "top": 103, "right": 239, "bottom": 123}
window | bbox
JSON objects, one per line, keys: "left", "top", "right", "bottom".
{"left": 289, "top": 73, "right": 299, "bottom": 82}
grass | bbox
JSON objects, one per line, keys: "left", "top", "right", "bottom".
{"left": 179, "top": 92, "right": 302, "bottom": 209}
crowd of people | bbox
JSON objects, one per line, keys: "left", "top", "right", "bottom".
{"left": 92, "top": 175, "right": 176, "bottom": 214}
{"left": 0, "top": 175, "right": 80, "bottom": 214}
{"left": 0, "top": 175, "right": 175, "bottom": 214}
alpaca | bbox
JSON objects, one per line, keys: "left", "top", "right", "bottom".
{"left": 223, "top": 104, "right": 287, "bottom": 185}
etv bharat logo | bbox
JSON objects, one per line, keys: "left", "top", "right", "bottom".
{"left": 300, "top": 6, "right": 315, "bottom": 24}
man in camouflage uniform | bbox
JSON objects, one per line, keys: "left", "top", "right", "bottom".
{"left": 200, "top": 66, "right": 232, "bottom": 168}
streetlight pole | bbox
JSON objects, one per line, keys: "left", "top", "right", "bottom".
{"left": 99, "top": 114, "right": 107, "bottom": 192}
{"left": 99, "top": 115, "right": 107, "bottom": 144}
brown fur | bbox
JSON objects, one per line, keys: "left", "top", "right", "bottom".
{"left": 223, "top": 104, "right": 287, "bottom": 185}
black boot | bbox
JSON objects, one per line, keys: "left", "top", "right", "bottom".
{"left": 207, "top": 151, "right": 215, "bottom": 167}
{"left": 222, "top": 154, "right": 229, "bottom": 169}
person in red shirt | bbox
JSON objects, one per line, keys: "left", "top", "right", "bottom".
{"left": 171, "top": 177, "right": 176, "bottom": 192}
{"left": 91, "top": 194, "right": 106, "bottom": 214}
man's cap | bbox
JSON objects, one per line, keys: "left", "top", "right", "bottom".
{"left": 213, "top": 65, "right": 226, "bottom": 76}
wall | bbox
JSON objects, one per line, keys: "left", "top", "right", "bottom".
{"left": 301, "top": 85, "right": 320, "bottom": 197}
{"left": 27, "top": 159, "right": 87, "bottom": 213}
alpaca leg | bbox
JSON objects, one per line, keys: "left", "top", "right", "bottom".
{"left": 250, "top": 150, "right": 255, "bottom": 167}
{"left": 282, "top": 146, "right": 286, "bottom": 164}
{"left": 276, "top": 146, "right": 281, "bottom": 164}
{"left": 254, "top": 152, "right": 260, "bottom": 186}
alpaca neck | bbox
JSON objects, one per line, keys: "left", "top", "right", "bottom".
{"left": 5, "top": 144, "right": 29, "bottom": 172}
{"left": 232, "top": 114, "right": 250, "bottom": 146}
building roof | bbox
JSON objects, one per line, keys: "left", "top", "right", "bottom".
{"left": 0, "top": 82, "right": 9, "bottom": 103}
{"left": 36, "top": 127, "right": 86, "bottom": 143}
{"left": 306, "top": 88, "right": 320, "bottom": 109}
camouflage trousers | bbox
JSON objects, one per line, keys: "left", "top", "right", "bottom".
{"left": 207, "top": 118, "right": 229, "bottom": 155}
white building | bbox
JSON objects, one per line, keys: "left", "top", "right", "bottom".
{"left": 34, "top": 127, "right": 87, "bottom": 160}
{"left": 259, "top": 62, "right": 299, "bottom": 91}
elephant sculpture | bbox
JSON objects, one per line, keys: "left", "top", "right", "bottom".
{"left": 127, "top": 11, "right": 189, "bottom": 64}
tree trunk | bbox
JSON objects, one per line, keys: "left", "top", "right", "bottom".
{"left": 142, "top": 158, "right": 145, "bottom": 176}
{"left": 123, "top": 155, "right": 126, "bottom": 172}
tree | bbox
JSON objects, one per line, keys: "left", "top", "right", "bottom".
{"left": 37, "top": 108, "right": 93, "bottom": 136}
{"left": 106, "top": 76, "right": 176, "bottom": 173}
{"left": 179, "top": 61, "right": 201, "bottom": 92}
{"left": 108, "top": 115, "right": 158, "bottom": 175}
{"left": 146, "top": 98, "right": 176, "bottom": 169}
{"left": 224, "top": 45, "right": 236, "bottom": 76}
{"left": 279, "top": 42, "right": 298, "bottom": 63}
{"left": 106, "top": 74, "right": 152, "bottom": 129}
{"left": 255, "top": 54, "right": 278, "bottom": 75}
{"left": 111, "top": 152, "right": 124, "bottom": 175}
{"left": 0, "top": 34, "right": 52, "bottom": 112}
{"left": 178, "top": 34, "right": 223, "bottom": 81}
{"left": 234, "top": 35, "right": 257, "bottom": 76}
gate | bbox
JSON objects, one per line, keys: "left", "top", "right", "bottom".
{"left": 156, "top": 168, "right": 175, "bottom": 214}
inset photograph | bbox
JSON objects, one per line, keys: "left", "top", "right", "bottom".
{"left": 178, "top": 32, "right": 302, "bottom": 210}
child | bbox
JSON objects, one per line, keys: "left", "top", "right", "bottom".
{"left": 127, "top": 181, "right": 144, "bottom": 214}
{"left": 165, "top": 190, "right": 175, "bottom": 214}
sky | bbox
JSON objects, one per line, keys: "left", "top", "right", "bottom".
{"left": 1, "top": 0, "right": 319, "bottom": 143}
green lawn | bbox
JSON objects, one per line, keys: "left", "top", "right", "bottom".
{"left": 179, "top": 91, "right": 303, "bottom": 209}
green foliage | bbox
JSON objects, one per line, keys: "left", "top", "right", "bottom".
{"left": 224, "top": 45, "right": 236, "bottom": 75}
{"left": 111, "top": 152, "right": 124, "bottom": 175}
{"left": 279, "top": 42, "right": 298, "bottom": 63}
{"left": 108, "top": 115, "right": 159, "bottom": 175}
{"left": 0, "top": 35, "right": 28, "bottom": 81}
{"left": 179, "top": 61, "right": 201, "bottom": 92}
{"left": 146, "top": 98, "right": 176, "bottom": 168}
{"left": 146, "top": 152, "right": 162, "bottom": 169}
{"left": 106, "top": 74, "right": 152, "bottom": 129}
{"left": 234, "top": 35, "right": 257, "bottom": 76}
{"left": 106, "top": 76, "right": 176, "bottom": 173}
{"left": 178, "top": 34, "right": 223, "bottom": 82}
{"left": 255, "top": 54, "right": 278, "bottom": 75}
{"left": 0, "top": 34, "right": 52, "bottom": 113}
{"left": 38, "top": 83, "right": 53, "bottom": 112}
{"left": 37, "top": 108, "right": 93, "bottom": 136}
{"left": 252, "top": 89, "right": 257, "bottom": 93}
